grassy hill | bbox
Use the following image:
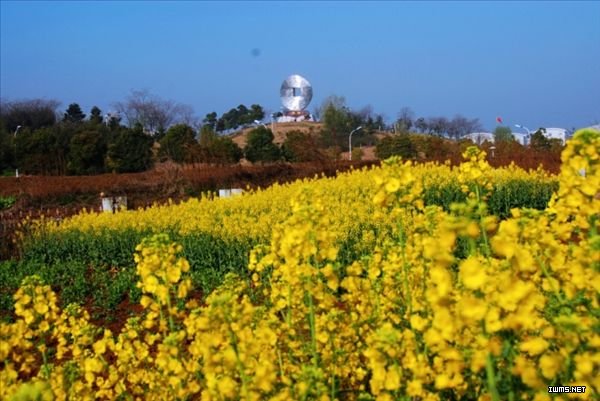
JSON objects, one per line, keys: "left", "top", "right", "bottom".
{"left": 228, "top": 121, "right": 380, "bottom": 160}
{"left": 228, "top": 121, "right": 323, "bottom": 148}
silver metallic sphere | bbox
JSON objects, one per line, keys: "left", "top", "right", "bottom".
{"left": 280, "top": 74, "right": 313, "bottom": 112}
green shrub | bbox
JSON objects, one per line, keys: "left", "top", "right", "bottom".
{"left": 375, "top": 134, "right": 417, "bottom": 160}
{"left": 0, "top": 196, "right": 16, "bottom": 210}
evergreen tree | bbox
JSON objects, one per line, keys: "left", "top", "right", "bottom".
{"left": 375, "top": 134, "right": 417, "bottom": 160}
{"left": 244, "top": 126, "right": 281, "bottom": 163}
{"left": 63, "top": 103, "right": 86, "bottom": 123}
{"left": 67, "top": 130, "right": 107, "bottom": 175}
{"left": 0, "top": 123, "right": 14, "bottom": 173}
{"left": 159, "top": 124, "right": 197, "bottom": 163}
{"left": 209, "top": 137, "right": 243, "bottom": 164}
{"left": 106, "top": 124, "right": 153, "bottom": 173}
{"left": 90, "top": 106, "right": 103, "bottom": 125}
{"left": 493, "top": 126, "right": 514, "bottom": 143}
{"left": 199, "top": 124, "right": 218, "bottom": 147}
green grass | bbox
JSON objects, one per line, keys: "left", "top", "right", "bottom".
{"left": 0, "top": 195, "right": 16, "bottom": 210}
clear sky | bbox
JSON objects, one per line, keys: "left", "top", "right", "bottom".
{"left": 1, "top": 1, "right": 599, "bottom": 132}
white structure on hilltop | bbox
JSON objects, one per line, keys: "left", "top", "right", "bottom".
{"left": 464, "top": 128, "right": 569, "bottom": 146}
{"left": 463, "top": 132, "right": 494, "bottom": 144}
{"left": 277, "top": 74, "right": 314, "bottom": 123}
{"left": 276, "top": 114, "right": 314, "bottom": 123}
{"left": 539, "top": 128, "right": 568, "bottom": 144}
{"left": 512, "top": 132, "right": 529, "bottom": 146}
{"left": 463, "top": 131, "right": 527, "bottom": 145}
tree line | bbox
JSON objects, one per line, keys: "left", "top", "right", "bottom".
{"left": 1, "top": 90, "right": 557, "bottom": 176}
{"left": 0, "top": 93, "right": 323, "bottom": 175}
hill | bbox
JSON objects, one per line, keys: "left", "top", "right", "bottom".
{"left": 228, "top": 121, "right": 323, "bottom": 148}
{"left": 228, "top": 121, "right": 380, "bottom": 161}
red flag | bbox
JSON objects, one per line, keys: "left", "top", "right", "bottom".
{"left": 496, "top": 116, "right": 503, "bottom": 124}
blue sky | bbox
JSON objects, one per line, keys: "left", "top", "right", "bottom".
{"left": 1, "top": 1, "right": 599, "bottom": 132}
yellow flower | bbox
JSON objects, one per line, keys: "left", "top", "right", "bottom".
{"left": 384, "top": 367, "right": 401, "bottom": 391}
{"left": 166, "top": 265, "right": 181, "bottom": 283}
{"left": 434, "top": 373, "right": 451, "bottom": 389}
{"left": 539, "top": 353, "right": 562, "bottom": 379}
{"left": 520, "top": 338, "right": 549, "bottom": 356}
{"left": 385, "top": 178, "right": 401, "bottom": 193}
{"left": 459, "top": 256, "right": 487, "bottom": 290}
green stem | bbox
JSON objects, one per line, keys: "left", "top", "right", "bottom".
{"left": 165, "top": 292, "right": 175, "bottom": 332}
{"left": 399, "top": 223, "right": 412, "bottom": 315}
{"left": 485, "top": 354, "right": 501, "bottom": 401}
{"left": 41, "top": 346, "right": 50, "bottom": 379}
{"left": 227, "top": 320, "right": 250, "bottom": 401}
{"left": 306, "top": 289, "right": 321, "bottom": 398}
{"left": 330, "top": 336, "right": 336, "bottom": 401}
{"left": 475, "top": 185, "right": 491, "bottom": 257}
{"left": 307, "top": 291, "right": 318, "bottom": 367}
{"left": 536, "top": 256, "right": 564, "bottom": 301}
{"left": 287, "top": 284, "right": 292, "bottom": 327}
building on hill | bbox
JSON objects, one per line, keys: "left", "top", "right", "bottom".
{"left": 512, "top": 127, "right": 569, "bottom": 145}
{"left": 276, "top": 112, "right": 314, "bottom": 123}
{"left": 540, "top": 128, "right": 568, "bottom": 144}
{"left": 463, "top": 132, "right": 494, "bottom": 145}
{"left": 512, "top": 132, "right": 528, "bottom": 146}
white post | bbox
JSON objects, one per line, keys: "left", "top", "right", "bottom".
{"left": 13, "top": 125, "right": 21, "bottom": 177}
{"left": 349, "top": 137, "right": 351, "bottom": 161}
{"left": 348, "top": 126, "right": 362, "bottom": 161}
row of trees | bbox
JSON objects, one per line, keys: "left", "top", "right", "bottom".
{"left": 203, "top": 104, "right": 265, "bottom": 133}
{"left": 0, "top": 109, "right": 154, "bottom": 175}
{"left": 318, "top": 95, "right": 384, "bottom": 149}
{"left": 0, "top": 93, "right": 391, "bottom": 175}
{"left": 1, "top": 92, "right": 566, "bottom": 176}
{"left": 0, "top": 93, "right": 266, "bottom": 175}
{"left": 0, "top": 98, "right": 327, "bottom": 175}
{"left": 375, "top": 127, "right": 564, "bottom": 161}
{"left": 394, "top": 107, "right": 483, "bottom": 139}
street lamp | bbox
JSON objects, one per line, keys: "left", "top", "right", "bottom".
{"left": 348, "top": 126, "right": 362, "bottom": 161}
{"left": 13, "top": 125, "right": 22, "bottom": 177}
{"left": 515, "top": 124, "right": 531, "bottom": 146}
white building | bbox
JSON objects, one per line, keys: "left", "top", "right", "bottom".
{"left": 512, "top": 127, "right": 569, "bottom": 145}
{"left": 464, "top": 132, "right": 494, "bottom": 144}
{"left": 540, "top": 128, "right": 568, "bottom": 144}
{"left": 512, "top": 132, "right": 528, "bottom": 146}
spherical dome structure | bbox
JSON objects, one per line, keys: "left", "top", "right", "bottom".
{"left": 280, "top": 74, "right": 313, "bottom": 112}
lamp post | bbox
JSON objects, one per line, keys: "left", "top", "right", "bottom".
{"left": 348, "top": 126, "right": 362, "bottom": 161}
{"left": 515, "top": 124, "right": 531, "bottom": 146}
{"left": 13, "top": 125, "right": 22, "bottom": 177}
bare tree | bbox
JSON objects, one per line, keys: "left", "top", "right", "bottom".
{"left": 447, "top": 115, "right": 483, "bottom": 139}
{"left": 396, "top": 107, "right": 415, "bottom": 133}
{"left": 113, "top": 89, "right": 197, "bottom": 135}
{"left": 0, "top": 98, "right": 61, "bottom": 132}
{"left": 427, "top": 116, "right": 449, "bottom": 136}
{"left": 356, "top": 105, "right": 374, "bottom": 122}
{"left": 414, "top": 117, "right": 427, "bottom": 133}
{"left": 318, "top": 95, "right": 347, "bottom": 117}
